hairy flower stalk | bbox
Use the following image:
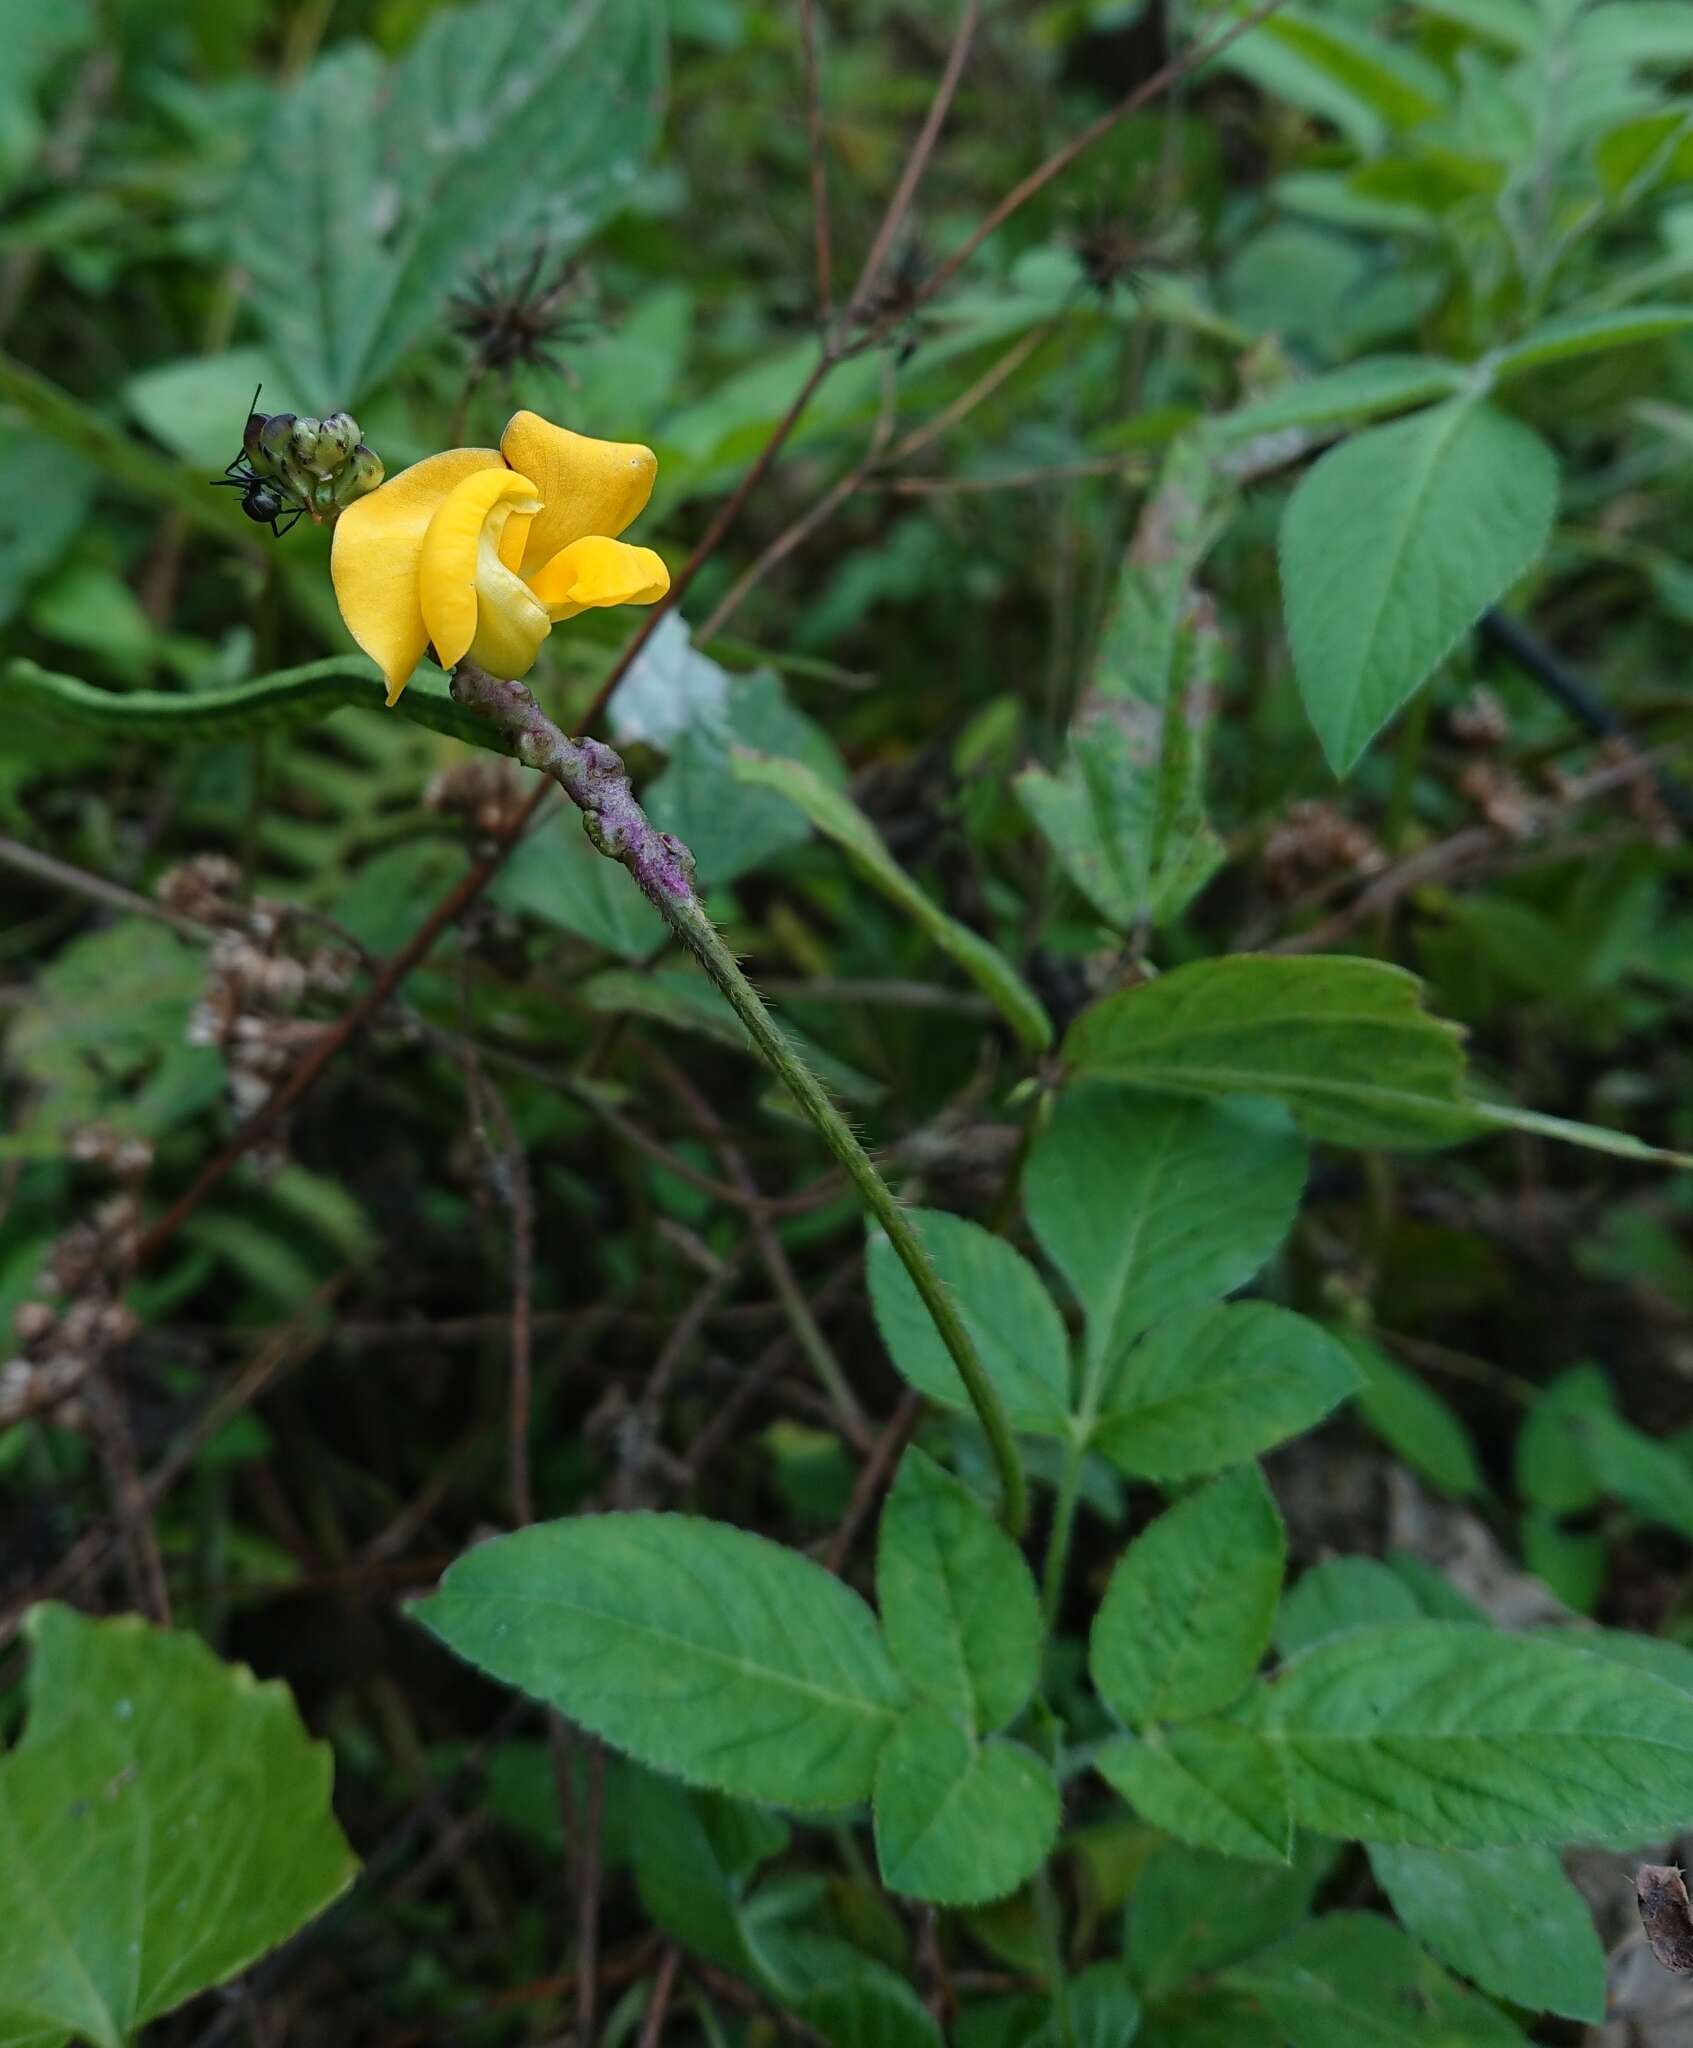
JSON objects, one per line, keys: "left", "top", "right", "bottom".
{"left": 450, "top": 659, "right": 1029, "bottom": 1538}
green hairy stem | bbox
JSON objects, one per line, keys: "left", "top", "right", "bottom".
{"left": 449, "top": 660, "right": 1030, "bottom": 1539}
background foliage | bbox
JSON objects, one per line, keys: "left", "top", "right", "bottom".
{"left": 7, "top": 0, "right": 1693, "bottom": 2041}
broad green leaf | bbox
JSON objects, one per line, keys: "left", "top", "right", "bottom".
{"left": 800, "top": 1966, "right": 944, "bottom": 2048}
{"left": 1208, "top": 357, "right": 1466, "bottom": 445}
{"left": 648, "top": 668, "right": 843, "bottom": 888}
{"left": 1417, "top": 0, "right": 1540, "bottom": 53}
{"left": 1127, "top": 1835, "right": 1337, "bottom": 1998}
{"left": 1490, "top": 307, "right": 1693, "bottom": 381}
{"left": 1091, "top": 1466, "right": 1286, "bottom": 1727}
{"left": 1097, "top": 1725, "right": 1293, "bottom": 1863}
{"left": 0, "top": 432, "right": 96, "bottom": 629}
{"left": 631, "top": 1772, "right": 785, "bottom": 1976}
{"left": 413, "top": 1514, "right": 909, "bottom": 1810}
{"left": 0, "top": 0, "right": 94, "bottom": 180}
{"left": 1027, "top": 1962, "right": 1142, "bottom": 2048}
{"left": 0, "top": 1605, "right": 354, "bottom": 2048}
{"left": 125, "top": 350, "right": 307, "bottom": 472}
{"left": 872, "top": 1708, "right": 1058, "bottom": 1906}
{"left": 1257, "top": 1620, "right": 1693, "bottom": 1845}
{"left": 1064, "top": 955, "right": 1476, "bottom": 1150}
{"left": 866, "top": 1209, "right": 1071, "bottom": 1435}
{"left": 1515, "top": 1364, "right": 1610, "bottom": 1512}
{"left": 1560, "top": 1626, "right": 1693, "bottom": 1696}
{"left": 1341, "top": 1333, "right": 1484, "bottom": 1496}
{"left": 493, "top": 805, "right": 667, "bottom": 961}
{"left": 1367, "top": 1843, "right": 1604, "bottom": 2023}
{"left": 1581, "top": 1408, "right": 1693, "bottom": 1538}
{"left": 1572, "top": 1, "right": 1693, "bottom": 65}
{"left": 730, "top": 751, "right": 1052, "bottom": 1051}
{"left": 236, "top": 0, "right": 663, "bottom": 400}
{"left": 1281, "top": 397, "right": 1557, "bottom": 773}
{"left": 1025, "top": 1089, "right": 1307, "bottom": 1363}
{"left": 1275, "top": 1558, "right": 1424, "bottom": 1657}
{"left": 1594, "top": 104, "right": 1693, "bottom": 196}
{"left": 1221, "top": 1912, "right": 1526, "bottom": 2044}
{"left": 1219, "top": 6, "right": 1447, "bottom": 150}
{"left": 875, "top": 1449, "right": 1042, "bottom": 1732}
{"left": 1016, "top": 437, "right": 1225, "bottom": 931}
{"left": 1093, "top": 1303, "right": 1359, "bottom": 1481}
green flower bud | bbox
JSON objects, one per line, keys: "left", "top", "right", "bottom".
{"left": 288, "top": 416, "right": 324, "bottom": 470}
{"left": 242, "top": 407, "right": 273, "bottom": 473}
{"left": 316, "top": 411, "right": 360, "bottom": 470}
{"left": 310, "top": 474, "right": 341, "bottom": 517}
{"left": 337, "top": 443, "right": 385, "bottom": 503}
{"left": 257, "top": 413, "right": 297, "bottom": 470}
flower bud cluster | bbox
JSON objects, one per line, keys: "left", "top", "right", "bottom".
{"left": 2, "top": 1130, "right": 151, "bottom": 1430}
{"left": 243, "top": 402, "right": 384, "bottom": 519}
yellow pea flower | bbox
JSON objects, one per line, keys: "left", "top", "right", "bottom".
{"left": 330, "top": 410, "right": 670, "bottom": 705}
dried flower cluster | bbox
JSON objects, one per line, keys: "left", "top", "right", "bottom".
{"left": 2, "top": 1126, "right": 151, "bottom": 1429}
{"left": 426, "top": 754, "right": 526, "bottom": 837}
{"left": 1449, "top": 685, "right": 1511, "bottom": 749}
{"left": 1261, "top": 798, "right": 1387, "bottom": 898}
{"left": 160, "top": 855, "right": 352, "bottom": 1147}
{"left": 1458, "top": 759, "right": 1540, "bottom": 841}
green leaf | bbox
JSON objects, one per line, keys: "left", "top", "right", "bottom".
{"left": 0, "top": 0, "right": 94, "bottom": 179}
{"left": 872, "top": 1708, "right": 1059, "bottom": 1905}
{"left": 1221, "top": 1912, "right": 1526, "bottom": 2044}
{"left": 1515, "top": 1364, "right": 1610, "bottom": 1513}
{"left": 1027, "top": 1962, "right": 1142, "bottom": 2048}
{"left": 1280, "top": 397, "right": 1557, "bottom": 774}
{"left": 1594, "top": 105, "right": 1693, "bottom": 196}
{"left": 1341, "top": 1333, "right": 1484, "bottom": 1497}
{"left": 413, "top": 1514, "right": 909, "bottom": 1810}
{"left": 1491, "top": 307, "right": 1693, "bottom": 381}
{"left": 0, "top": 432, "right": 96, "bottom": 629}
{"left": 1257, "top": 1620, "right": 1693, "bottom": 1845}
{"left": 1025, "top": 1089, "right": 1308, "bottom": 1364}
{"left": 799, "top": 1966, "right": 945, "bottom": 2048}
{"left": 1128, "top": 1836, "right": 1336, "bottom": 1999}
{"left": 875, "top": 1448, "right": 1042, "bottom": 1733}
{"left": 1367, "top": 1842, "right": 1605, "bottom": 2023}
{"left": 729, "top": 751, "right": 1052, "bottom": 1051}
{"left": 1219, "top": 6, "right": 1447, "bottom": 149}
{"left": 236, "top": 0, "right": 663, "bottom": 400}
{"left": 1064, "top": 955, "right": 1476, "bottom": 1150}
{"left": 1097, "top": 1725, "right": 1293, "bottom": 1863}
{"left": 1091, "top": 1466, "right": 1286, "bottom": 1728}
{"left": 1093, "top": 1304, "right": 1359, "bottom": 1481}
{"left": 0, "top": 1605, "right": 354, "bottom": 2048}
{"left": 1208, "top": 357, "right": 1466, "bottom": 445}
{"left": 1572, "top": 1, "right": 1693, "bottom": 65}
{"left": 1275, "top": 1558, "right": 1424, "bottom": 1657}
{"left": 1580, "top": 1409, "right": 1693, "bottom": 1540}
{"left": 866, "top": 1209, "right": 1071, "bottom": 1435}
{"left": 631, "top": 1771, "right": 785, "bottom": 1976}
{"left": 493, "top": 806, "right": 667, "bottom": 961}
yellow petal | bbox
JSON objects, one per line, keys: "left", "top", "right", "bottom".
{"left": 330, "top": 448, "right": 505, "bottom": 704}
{"left": 527, "top": 535, "right": 672, "bottom": 622}
{"left": 499, "top": 410, "right": 657, "bottom": 575}
{"left": 419, "top": 466, "right": 551, "bottom": 681}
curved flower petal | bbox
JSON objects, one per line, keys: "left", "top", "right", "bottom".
{"left": 330, "top": 448, "right": 505, "bottom": 703}
{"left": 528, "top": 536, "right": 671, "bottom": 622}
{"left": 499, "top": 411, "right": 658, "bottom": 574}
{"left": 419, "top": 467, "right": 549, "bottom": 680}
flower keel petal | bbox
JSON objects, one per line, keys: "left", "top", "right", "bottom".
{"left": 528, "top": 536, "right": 671, "bottom": 623}
{"left": 419, "top": 468, "right": 547, "bottom": 678}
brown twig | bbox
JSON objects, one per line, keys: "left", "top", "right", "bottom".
{"left": 873, "top": 453, "right": 1149, "bottom": 495}
{"left": 844, "top": 0, "right": 982, "bottom": 321}
{"left": 823, "top": 1389, "right": 922, "bottom": 1573}
{"left": 799, "top": 0, "right": 834, "bottom": 324}
{"left": 638, "top": 1946, "right": 684, "bottom": 2048}
{"left": 898, "top": 0, "right": 1292, "bottom": 327}
{"left": 575, "top": 1739, "right": 607, "bottom": 2047}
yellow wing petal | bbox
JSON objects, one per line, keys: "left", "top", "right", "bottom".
{"left": 331, "top": 448, "right": 505, "bottom": 703}
{"left": 499, "top": 411, "right": 658, "bottom": 575}
{"left": 527, "top": 535, "right": 671, "bottom": 622}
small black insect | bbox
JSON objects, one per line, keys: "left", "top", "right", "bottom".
{"left": 209, "top": 384, "right": 308, "bottom": 538}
